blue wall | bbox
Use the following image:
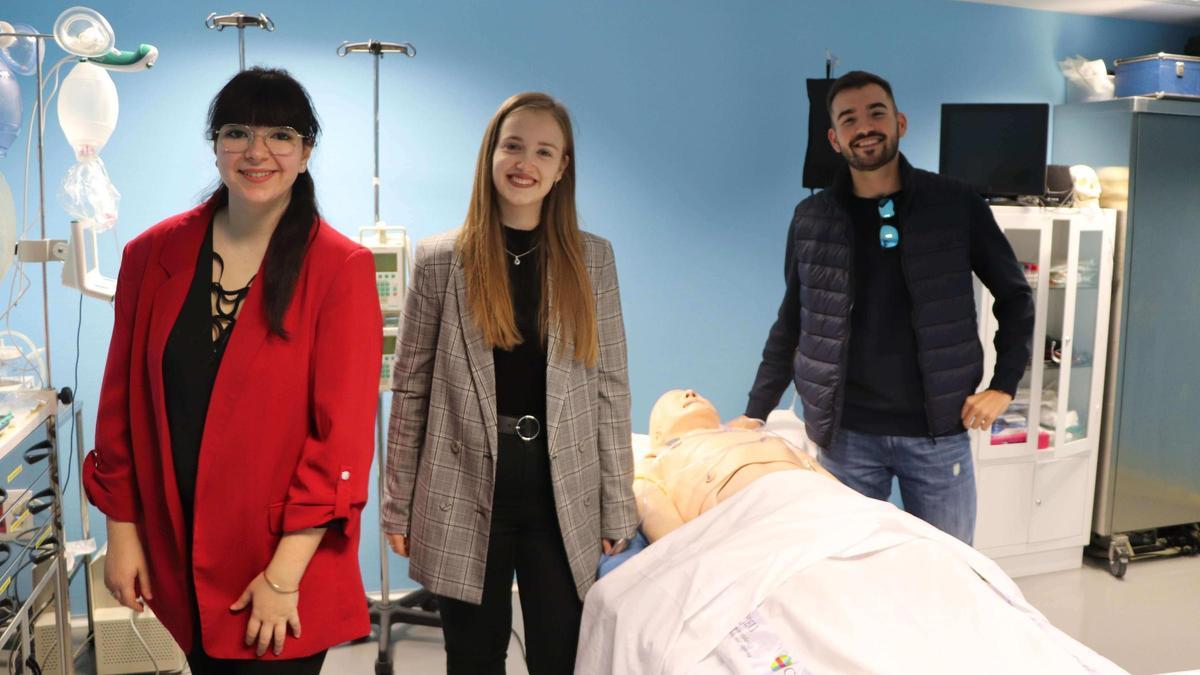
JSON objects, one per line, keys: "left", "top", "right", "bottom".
{"left": 3, "top": 0, "right": 1190, "bottom": 595}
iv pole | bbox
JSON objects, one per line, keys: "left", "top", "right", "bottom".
{"left": 204, "top": 11, "right": 274, "bottom": 71}
{"left": 0, "top": 23, "right": 80, "bottom": 675}
{"left": 338, "top": 40, "right": 414, "bottom": 231}
{"left": 337, "top": 39, "right": 426, "bottom": 675}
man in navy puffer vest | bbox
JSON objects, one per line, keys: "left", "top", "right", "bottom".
{"left": 734, "top": 71, "right": 1034, "bottom": 544}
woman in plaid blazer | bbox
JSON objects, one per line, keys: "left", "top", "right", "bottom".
{"left": 382, "top": 92, "right": 638, "bottom": 674}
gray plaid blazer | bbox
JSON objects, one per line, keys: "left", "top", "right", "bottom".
{"left": 382, "top": 229, "right": 638, "bottom": 604}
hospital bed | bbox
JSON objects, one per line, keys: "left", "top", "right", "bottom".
{"left": 577, "top": 414, "right": 1129, "bottom": 675}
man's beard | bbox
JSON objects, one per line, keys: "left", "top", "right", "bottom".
{"left": 840, "top": 131, "right": 899, "bottom": 172}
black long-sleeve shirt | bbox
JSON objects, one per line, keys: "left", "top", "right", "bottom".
{"left": 840, "top": 192, "right": 929, "bottom": 436}
{"left": 493, "top": 225, "right": 547, "bottom": 421}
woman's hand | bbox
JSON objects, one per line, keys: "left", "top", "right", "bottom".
{"left": 104, "top": 520, "right": 152, "bottom": 612}
{"left": 601, "top": 538, "right": 629, "bottom": 556}
{"left": 386, "top": 533, "right": 409, "bottom": 557}
{"left": 230, "top": 573, "right": 301, "bottom": 657}
{"left": 236, "top": 526, "right": 323, "bottom": 656}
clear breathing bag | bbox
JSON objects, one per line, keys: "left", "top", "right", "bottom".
{"left": 58, "top": 154, "right": 119, "bottom": 232}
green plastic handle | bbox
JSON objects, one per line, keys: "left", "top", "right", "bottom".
{"left": 89, "top": 44, "right": 156, "bottom": 69}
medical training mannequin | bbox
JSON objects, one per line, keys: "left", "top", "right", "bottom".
{"left": 634, "top": 389, "right": 836, "bottom": 542}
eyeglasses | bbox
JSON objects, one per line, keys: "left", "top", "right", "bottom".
{"left": 878, "top": 197, "right": 899, "bottom": 249}
{"left": 212, "top": 123, "right": 308, "bottom": 156}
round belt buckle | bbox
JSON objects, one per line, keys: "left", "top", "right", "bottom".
{"left": 516, "top": 415, "right": 540, "bottom": 441}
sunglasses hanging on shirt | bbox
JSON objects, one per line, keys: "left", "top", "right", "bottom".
{"left": 878, "top": 198, "right": 899, "bottom": 249}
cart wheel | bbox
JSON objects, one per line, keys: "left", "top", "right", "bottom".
{"left": 1106, "top": 538, "right": 1130, "bottom": 578}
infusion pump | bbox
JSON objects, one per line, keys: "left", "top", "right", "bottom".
{"left": 381, "top": 321, "right": 399, "bottom": 392}
{"left": 373, "top": 248, "right": 405, "bottom": 312}
{"left": 360, "top": 226, "right": 409, "bottom": 392}
{"left": 360, "top": 225, "right": 410, "bottom": 313}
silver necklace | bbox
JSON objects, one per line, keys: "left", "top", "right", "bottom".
{"left": 504, "top": 243, "right": 538, "bottom": 266}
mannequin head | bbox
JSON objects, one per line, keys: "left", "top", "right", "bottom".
{"left": 649, "top": 389, "right": 722, "bottom": 448}
{"left": 1070, "top": 164, "right": 1101, "bottom": 208}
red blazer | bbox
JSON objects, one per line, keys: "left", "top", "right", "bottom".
{"left": 83, "top": 201, "right": 382, "bottom": 658}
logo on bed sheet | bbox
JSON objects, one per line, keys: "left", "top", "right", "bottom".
{"left": 769, "top": 654, "right": 795, "bottom": 672}
{"left": 726, "top": 611, "right": 809, "bottom": 675}
{"left": 766, "top": 653, "right": 812, "bottom": 674}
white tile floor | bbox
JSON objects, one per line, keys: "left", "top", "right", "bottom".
{"left": 1014, "top": 555, "right": 1200, "bottom": 675}
{"left": 323, "top": 623, "right": 529, "bottom": 675}
{"left": 323, "top": 597, "right": 529, "bottom": 675}
{"left": 322, "top": 555, "right": 1200, "bottom": 675}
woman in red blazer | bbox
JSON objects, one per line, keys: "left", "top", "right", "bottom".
{"left": 82, "top": 68, "right": 382, "bottom": 673}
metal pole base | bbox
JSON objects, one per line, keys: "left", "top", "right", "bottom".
{"left": 366, "top": 590, "right": 441, "bottom": 674}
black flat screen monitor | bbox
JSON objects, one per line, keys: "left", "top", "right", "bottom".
{"left": 938, "top": 103, "right": 1049, "bottom": 199}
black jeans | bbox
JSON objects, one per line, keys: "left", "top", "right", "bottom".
{"left": 438, "top": 432, "right": 582, "bottom": 675}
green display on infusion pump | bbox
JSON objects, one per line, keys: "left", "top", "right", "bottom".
{"left": 374, "top": 253, "right": 398, "bottom": 273}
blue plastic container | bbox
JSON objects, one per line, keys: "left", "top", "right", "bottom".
{"left": 1114, "top": 53, "right": 1200, "bottom": 99}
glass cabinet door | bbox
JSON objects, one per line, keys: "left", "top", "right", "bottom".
{"left": 1054, "top": 220, "right": 1110, "bottom": 456}
{"left": 1042, "top": 218, "right": 1073, "bottom": 451}
{"left": 979, "top": 211, "right": 1050, "bottom": 461}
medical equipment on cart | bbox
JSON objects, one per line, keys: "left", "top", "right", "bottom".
{"left": 0, "top": 7, "right": 159, "bottom": 673}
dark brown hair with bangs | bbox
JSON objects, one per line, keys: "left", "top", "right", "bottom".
{"left": 205, "top": 66, "right": 321, "bottom": 337}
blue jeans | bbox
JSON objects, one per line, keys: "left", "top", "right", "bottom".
{"left": 819, "top": 428, "right": 976, "bottom": 544}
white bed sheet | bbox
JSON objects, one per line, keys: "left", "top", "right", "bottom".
{"left": 578, "top": 469, "right": 1127, "bottom": 675}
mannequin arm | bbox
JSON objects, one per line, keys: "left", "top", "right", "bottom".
{"left": 633, "top": 472, "right": 685, "bottom": 543}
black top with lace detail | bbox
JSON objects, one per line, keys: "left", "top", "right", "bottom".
{"left": 210, "top": 251, "right": 253, "bottom": 358}
{"left": 162, "top": 218, "right": 253, "bottom": 527}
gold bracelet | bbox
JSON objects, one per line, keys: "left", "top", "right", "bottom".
{"left": 262, "top": 570, "right": 299, "bottom": 594}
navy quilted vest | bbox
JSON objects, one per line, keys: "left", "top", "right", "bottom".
{"left": 792, "top": 158, "right": 984, "bottom": 448}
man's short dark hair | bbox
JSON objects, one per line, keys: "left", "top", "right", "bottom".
{"left": 826, "top": 70, "right": 897, "bottom": 118}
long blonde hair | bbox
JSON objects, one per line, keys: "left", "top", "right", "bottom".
{"left": 457, "top": 92, "right": 598, "bottom": 367}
